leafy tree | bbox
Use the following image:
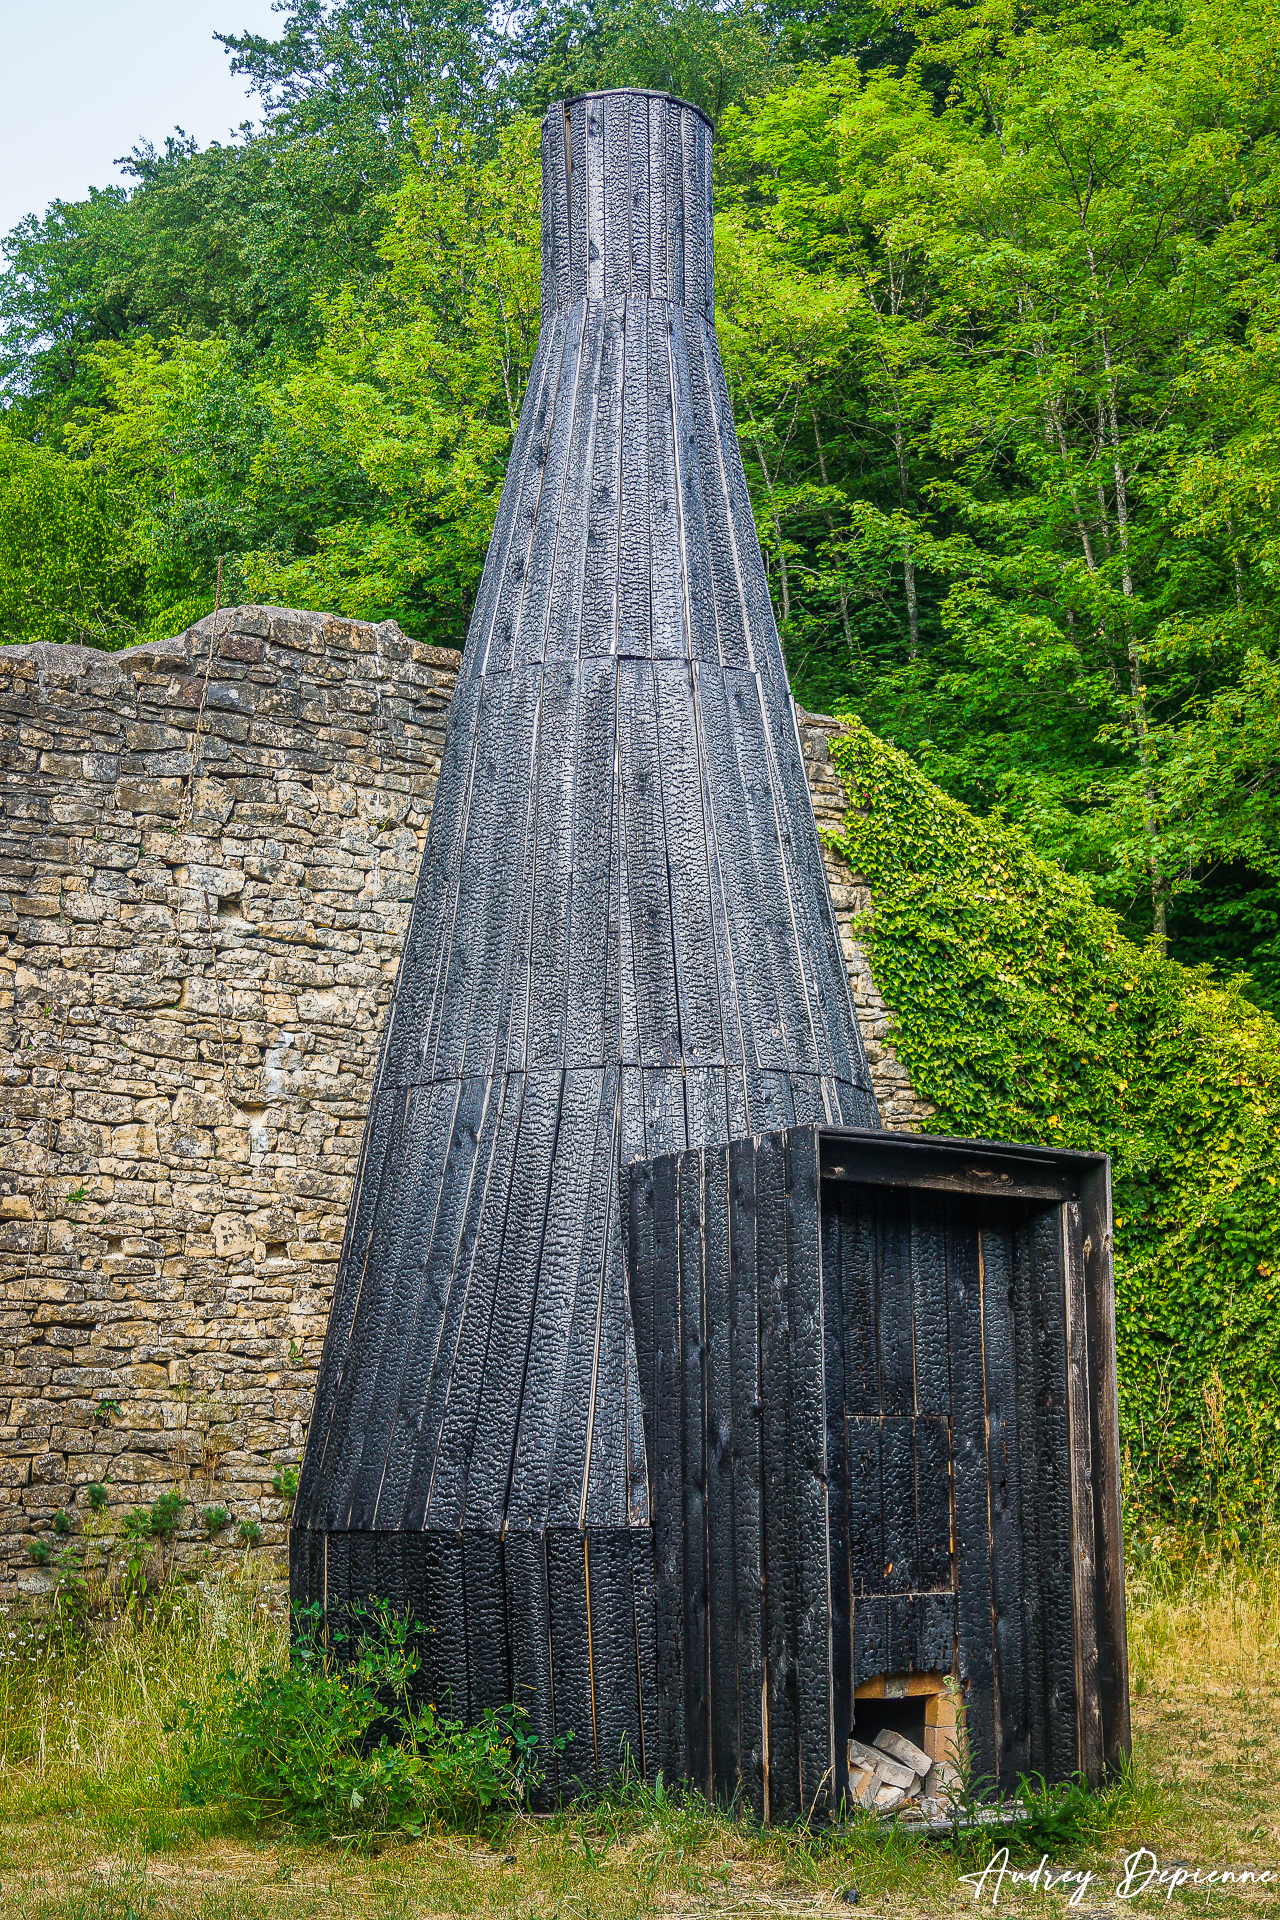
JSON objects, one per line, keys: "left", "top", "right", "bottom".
{"left": 0, "top": 428, "right": 142, "bottom": 646}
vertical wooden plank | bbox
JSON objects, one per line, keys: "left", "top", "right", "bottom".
{"left": 1030, "top": 1205, "right": 1080, "bottom": 1783}
{"left": 948, "top": 1202, "right": 997, "bottom": 1789}
{"left": 464, "top": 1071, "right": 565, "bottom": 1532}
{"left": 419, "top": 1532, "right": 469, "bottom": 1718}
{"left": 728, "top": 1135, "right": 765, "bottom": 1822}
{"left": 887, "top": 1593, "right": 921, "bottom": 1675}
{"left": 541, "top": 109, "right": 556, "bottom": 323}
{"left": 586, "top": 93, "right": 605, "bottom": 301}
{"left": 527, "top": 666, "right": 581, "bottom": 1064}
{"left": 1081, "top": 1158, "right": 1130, "bottom": 1776}
{"left": 510, "top": 1069, "right": 609, "bottom": 1527}
{"left": 515, "top": 305, "right": 587, "bottom": 666}
{"left": 325, "top": 1530, "right": 351, "bottom": 1651}
{"left": 411, "top": 1074, "right": 525, "bottom": 1531}
{"left": 643, "top": 1067, "right": 687, "bottom": 1157}
{"left": 651, "top": 1149, "right": 687, "bottom": 1785}
{"left": 551, "top": 104, "right": 572, "bottom": 312}
{"left": 629, "top": 95, "right": 649, "bottom": 295}
{"left": 654, "top": 663, "right": 724, "bottom": 1065}
{"left": 648, "top": 305, "right": 685, "bottom": 661}
{"left": 877, "top": 1188, "right": 914, "bottom": 1418}
{"left": 621, "top": 314, "right": 656, "bottom": 668}
{"left": 546, "top": 307, "right": 606, "bottom": 666}
{"left": 686, "top": 324, "right": 750, "bottom": 669}
{"left": 703, "top": 1142, "right": 740, "bottom": 1804}
{"left": 587, "top": 1529, "right": 644, "bottom": 1781}
{"left": 460, "top": 671, "right": 543, "bottom": 1077}
{"left": 703, "top": 120, "right": 715, "bottom": 321}
{"left": 757, "top": 1128, "right": 800, "bottom": 1821}
{"left": 505, "top": 1530, "right": 558, "bottom": 1808}
{"left": 668, "top": 306, "right": 720, "bottom": 666}
{"left": 684, "top": 1065, "right": 729, "bottom": 1148}
{"left": 480, "top": 316, "right": 569, "bottom": 677}
{"left": 548, "top": 1529, "right": 596, "bottom": 1792}
{"left": 1012, "top": 1213, "right": 1050, "bottom": 1779}
{"left": 603, "top": 93, "right": 631, "bottom": 295}
{"left": 569, "top": 97, "right": 587, "bottom": 300}
{"left": 679, "top": 1149, "right": 711, "bottom": 1797}
{"left": 786, "top": 1128, "right": 834, "bottom": 1820}
{"left": 852, "top": 1595, "right": 887, "bottom": 1687}
{"left": 663, "top": 97, "right": 684, "bottom": 308}
{"left": 631, "top": 1530, "right": 660, "bottom": 1782}
{"left": 563, "top": 659, "right": 616, "bottom": 1064}
{"left": 1063, "top": 1198, "right": 1105, "bottom": 1786}
{"left": 911, "top": 1191, "right": 951, "bottom": 1416}
{"left": 842, "top": 1185, "right": 879, "bottom": 1418}
{"left": 914, "top": 1415, "right": 953, "bottom": 1595}
{"left": 647, "top": 96, "right": 667, "bottom": 301}
{"left": 982, "top": 1219, "right": 1032, "bottom": 1790}
{"left": 681, "top": 104, "right": 706, "bottom": 318}
{"left": 464, "top": 1531, "right": 511, "bottom": 1716}
{"left": 627, "top": 1154, "right": 658, "bottom": 1474}
{"left": 580, "top": 301, "right": 625, "bottom": 658}
{"left": 881, "top": 1418, "right": 916, "bottom": 1595}
{"left": 819, "top": 1179, "right": 852, "bottom": 1805}
{"left": 347, "top": 1533, "right": 379, "bottom": 1632}
{"left": 920, "top": 1592, "right": 957, "bottom": 1676}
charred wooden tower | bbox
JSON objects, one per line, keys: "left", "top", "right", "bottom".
{"left": 293, "top": 89, "right": 1129, "bottom": 1817}
{"left": 292, "top": 88, "right": 880, "bottom": 1794}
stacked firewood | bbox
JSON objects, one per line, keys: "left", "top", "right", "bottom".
{"left": 847, "top": 1730, "right": 960, "bottom": 1814}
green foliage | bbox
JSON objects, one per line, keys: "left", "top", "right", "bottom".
{"left": 238, "top": 1522, "right": 262, "bottom": 1547}
{"left": 148, "top": 1493, "right": 187, "bottom": 1542}
{"left": 831, "top": 718, "right": 1280, "bottom": 1527}
{"left": 271, "top": 1466, "right": 299, "bottom": 1502}
{"left": 201, "top": 1506, "right": 230, "bottom": 1536}
{"left": 53, "top": 1510, "right": 71, "bottom": 1536}
{"left": 175, "top": 1601, "right": 547, "bottom": 1839}
{"left": 86, "top": 1483, "right": 109, "bottom": 1511}
{"left": 0, "top": 429, "right": 142, "bottom": 647}
{"left": 27, "top": 1540, "right": 52, "bottom": 1567}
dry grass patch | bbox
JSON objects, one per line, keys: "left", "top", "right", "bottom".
{"left": 0, "top": 1548, "right": 1277, "bottom": 1918}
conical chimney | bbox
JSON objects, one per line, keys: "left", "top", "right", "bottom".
{"left": 292, "top": 89, "right": 879, "bottom": 1794}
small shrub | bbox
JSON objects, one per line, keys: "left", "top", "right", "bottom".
{"left": 202, "top": 1506, "right": 230, "bottom": 1536}
{"left": 53, "top": 1509, "right": 71, "bottom": 1536}
{"left": 174, "top": 1601, "right": 548, "bottom": 1840}
{"left": 238, "top": 1521, "right": 261, "bottom": 1547}
{"left": 271, "top": 1465, "right": 299, "bottom": 1502}
{"left": 27, "top": 1539, "right": 51, "bottom": 1567}
{"left": 86, "top": 1482, "right": 109, "bottom": 1511}
{"left": 150, "top": 1491, "right": 188, "bottom": 1541}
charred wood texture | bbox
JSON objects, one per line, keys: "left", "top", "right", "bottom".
{"left": 292, "top": 90, "right": 878, "bottom": 1797}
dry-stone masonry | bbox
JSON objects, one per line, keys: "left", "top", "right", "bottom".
{"left": 0, "top": 608, "right": 928, "bottom": 1597}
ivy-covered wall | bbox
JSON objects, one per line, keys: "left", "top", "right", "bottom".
{"left": 829, "top": 719, "right": 1280, "bottom": 1537}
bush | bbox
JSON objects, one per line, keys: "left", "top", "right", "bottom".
{"left": 174, "top": 1601, "right": 546, "bottom": 1841}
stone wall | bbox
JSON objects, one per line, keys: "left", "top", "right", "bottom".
{"left": 0, "top": 608, "right": 928, "bottom": 1598}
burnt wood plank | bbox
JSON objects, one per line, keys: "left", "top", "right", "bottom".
{"left": 1080, "top": 1159, "right": 1130, "bottom": 1775}
{"left": 411, "top": 1074, "right": 526, "bottom": 1531}
{"left": 920, "top": 1592, "right": 956, "bottom": 1676}
{"left": 678, "top": 1150, "right": 711, "bottom": 1797}
{"left": 418, "top": 1532, "right": 469, "bottom": 1718}
{"left": 1011, "top": 1213, "right": 1050, "bottom": 1778}
{"left": 461, "top": 669, "right": 542, "bottom": 1076}
{"left": 465, "top": 1070, "right": 566, "bottom": 1531}
{"left": 819, "top": 1173, "right": 852, "bottom": 1805}
{"left": 1063, "top": 1197, "right": 1105, "bottom": 1786}
{"left": 548, "top": 1529, "right": 596, "bottom": 1793}
{"left": 687, "top": 322, "right": 750, "bottom": 670}
{"left": 652, "top": 1148, "right": 686, "bottom": 1786}
{"left": 515, "top": 300, "right": 587, "bottom": 665}
{"left": 464, "top": 1531, "right": 511, "bottom": 1716}
{"left": 528, "top": 663, "right": 581, "bottom": 1065}
{"left": 647, "top": 97, "right": 667, "bottom": 300}
{"left": 569, "top": 98, "right": 587, "bottom": 299}
{"left": 880, "top": 1418, "right": 915, "bottom": 1595}
{"left": 911, "top": 1193, "right": 951, "bottom": 1417}
{"left": 587, "top": 1529, "right": 644, "bottom": 1782}
{"left": 703, "top": 1142, "right": 740, "bottom": 1804}
{"left": 684, "top": 1065, "right": 729, "bottom": 1148}
{"left": 505, "top": 1530, "right": 558, "bottom": 1807}
{"left": 948, "top": 1203, "right": 997, "bottom": 1790}
{"left": 617, "top": 296, "right": 652, "bottom": 658}
{"left": 631, "top": 1530, "right": 659, "bottom": 1783}
{"left": 668, "top": 305, "right": 719, "bottom": 665}
{"left": 546, "top": 305, "right": 606, "bottom": 665}
{"left": 481, "top": 315, "right": 568, "bottom": 676}
{"left": 510, "top": 1068, "right": 608, "bottom": 1527}
{"left": 585, "top": 94, "right": 605, "bottom": 300}
{"left": 876, "top": 1188, "right": 915, "bottom": 1419}
{"left": 647, "top": 305, "right": 685, "bottom": 662}
{"left": 643, "top": 1067, "right": 687, "bottom": 1159}
{"left": 581, "top": 1198, "right": 634, "bottom": 1530}
{"left": 757, "top": 1129, "right": 800, "bottom": 1822}
{"left": 841, "top": 1185, "right": 879, "bottom": 1417}
{"left": 887, "top": 1593, "right": 921, "bottom": 1676}
{"left": 1030, "top": 1205, "right": 1080, "bottom": 1783}
{"left": 563, "top": 658, "right": 617, "bottom": 1065}
{"left": 603, "top": 93, "right": 631, "bottom": 294}
{"left": 324, "top": 1530, "right": 351, "bottom": 1649}
{"left": 914, "top": 1414, "right": 953, "bottom": 1595}
{"left": 981, "top": 1219, "right": 1032, "bottom": 1789}
{"left": 681, "top": 105, "right": 706, "bottom": 318}
{"left": 663, "top": 98, "right": 684, "bottom": 307}
{"left": 728, "top": 1134, "right": 765, "bottom": 1822}
{"left": 549, "top": 104, "right": 571, "bottom": 312}
{"left": 852, "top": 1595, "right": 887, "bottom": 1688}
{"left": 654, "top": 663, "right": 723, "bottom": 1066}
{"left": 628, "top": 96, "right": 649, "bottom": 293}
{"left": 618, "top": 661, "right": 680, "bottom": 1065}
{"left": 785, "top": 1128, "right": 835, "bottom": 1820}
{"left": 580, "top": 299, "right": 626, "bottom": 658}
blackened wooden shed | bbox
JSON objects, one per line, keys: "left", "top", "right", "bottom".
{"left": 625, "top": 1124, "right": 1130, "bottom": 1819}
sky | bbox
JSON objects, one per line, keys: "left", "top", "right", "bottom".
{"left": 0, "top": 0, "right": 285, "bottom": 239}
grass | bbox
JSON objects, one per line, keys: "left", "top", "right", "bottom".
{"left": 0, "top": 1541, "right": 1277, "bottom": 1918}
